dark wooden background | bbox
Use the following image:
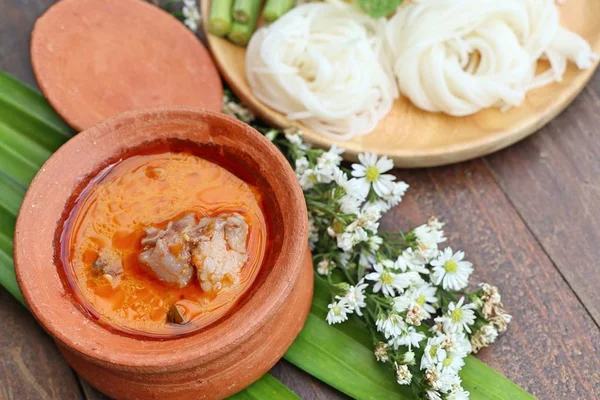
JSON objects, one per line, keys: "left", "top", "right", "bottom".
{"left": 1, "top": 0, "right": 600, "bottom": 399}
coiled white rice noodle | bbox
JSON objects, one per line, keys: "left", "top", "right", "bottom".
{"left": 246, "top": 1, "right": 398, "bottom": 139}
{"left": 386, "top": 0, "right": 598, "bottom": 116}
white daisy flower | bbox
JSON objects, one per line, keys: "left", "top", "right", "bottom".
{"left": 351, "top": 153, "right": 396, "bottom": 198}
{"left": 334, "top": 170, "right": 366, "bottom": 202}
{"left": 376, "top": 312, "right": 406, "bottom": 339}
{"left": 285, "top": 132, "right": 310, "bottom": 150}
{"left": 297, "top": 169, "right": 318, "bottom": 190}
{"left": 337, "top": 252, "right": 351, "bottom": 268}
{"left": 388, "top": 326, "right": 426, "bottom": 349}
{"left": 402, "top": 350, "right": 416, "bottom": 365}
{"left": 326, "top": 300, "right": 352, "bottom": 325}
{"left": 338, "top": 281, "right": 368, "bottom": 316}
{"left": 374, "top": 342, "right": 389, "bottom": 362}
{"left": 382, "top": 180, "right": 409, "bottom": 208}
{"left": 336, "top": 228, "right": 368, "bottom": 252}
{"left": 393, "top": 254, "right": 410, "bottom": 272}
{"left": 317, "top": 145, "right": 344, "bottom": 168}
{"left": 447, "top": 388, "right": 470, "bottom": 400}
{"left": 413, "top": 223, "right": 446, "bottom": 261}
{"left": 339, "top": 194, "right": 362, "bottom": 215}
{"left": 362, "top": 200, "right": 387, "bottom": 217}
{"left": 400, "top": 248, "right": 430, "bottom": 274}
{"left": 442, "top": 332, "right": 472, "bottom": 356}
{"left": 183, "top": 3, "right": 200, "bottom": 32}
{"left": 358, "top": 249, "right": 376, "bottom": 269}
{"left": 426, "top": 390, "right": 442, "bottom": 400}
{"left": 394, "top": 363, "right": 412, "bottom": 385}
{"left": 420, "top": 335, "right": 447, "bottom": 370}
{"left": 403, "top": 283, "right": 438, "bottom": 319}
{"left": 317, "top": 259, "right": 333, "bottom": 276}
{"left": 367, "top": 235, "right": 383, "bottom": 252}
{"left": 428, "top": 216, "right": 445, "bottom": 231}
{"left": 346, "top": 206, "right": 381, "bottom": 233}
{"left": 436, "top": 297, "right": 477, "bottom": 334}
{"left": 295, "top": 157, "right": 309, "bottom": 175}
{"left": 439, "top": 351, "right": 466, "bottom": 373}
{"left": 333, "top": 167, "right": 350, "bottom": 187}
{"left": 471, "top": 324, "right": 499, "bottom": 353}
{"left": 365, "top": 263, "right": 415, "bottom": 297}
{"left": 427, "top": 364, "right": 461, "bottom": 393}
{"left": 430, "top": 247, "right": 473, "bottom": 291}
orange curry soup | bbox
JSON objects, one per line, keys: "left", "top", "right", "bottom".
{"left": 60, "top": 150, "right": 267, "bottom": 337}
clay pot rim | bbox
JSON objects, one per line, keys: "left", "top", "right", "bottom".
{"left": 14, "top": 107, "right": 308, "bottom": 369}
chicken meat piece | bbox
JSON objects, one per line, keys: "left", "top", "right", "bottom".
{"left": 191, "top": 215, "right": 248, "bottom": 293}
{"left": 92, "top": 248, "right": 123, "bottom": 288}
{"left": 138, "top": 213, "right": 249, "bottom": 291}
{"left": 139, "top": 213, "right": 196, "bottom": 287}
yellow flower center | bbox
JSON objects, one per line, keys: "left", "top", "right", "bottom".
{"left": 333, "top": 305, "right": 341, "bottom": 315}
{"left": 365, "top": 166, "right": 380, "bottom": 182}
{"left": 417, "top": 294, "right": 426, "bottom": 306}
{"left": 451, "top": 308, "right": 463, "bottom": 323}
{"left": 429, "top": 345, "right": 438, "bottom": 358}
{"left": 443, "top": 357, "right": 453, "bottom": 367}
{"left": 381, "top": 272, "right": 394, "bottom": 285}
{"left": 444, "top": 260, "right": 458, "bottom": 273}
{"left": 332, "top": 220, "right": 344, "bottom": 234}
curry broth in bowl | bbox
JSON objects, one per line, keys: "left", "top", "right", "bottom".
{"left": 60, "top": 145, "right": 267, "bottom": 337}
{"left": 60, "top": 145, "right": 269, "bottom": 338}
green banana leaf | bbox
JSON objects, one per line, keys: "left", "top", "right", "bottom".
{"left": 0, "top": 70, "right": 534, "bottom": 400}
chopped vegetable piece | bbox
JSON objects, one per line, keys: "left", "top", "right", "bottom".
{"left": 263, "top": 0, "right": 294, "bottom": 22}
{"left": 208, "top": 0, "right": 234, "bottom": 36}
{"left": 167, "top": 303, "right": 186, "bottom": 324}
{"left": 357, "top": 0, "right": 402, "bottom": 18}
{"left": 232, "top": 0, "right": 261, "bottom": 24}
{"left": 228, "top": 21, "right": 255, "bottom": 46}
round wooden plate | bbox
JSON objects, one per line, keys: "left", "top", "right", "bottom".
{"left": 202, "top": 0, "right": 600, "bottom": 167}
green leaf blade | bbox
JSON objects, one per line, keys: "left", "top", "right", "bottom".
{"left": 229, "top": 373, "right": 300, "bottom": 400}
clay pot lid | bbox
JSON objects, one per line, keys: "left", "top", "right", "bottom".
{"left": 31, "top": 0, "right": 222, "bottom": 132}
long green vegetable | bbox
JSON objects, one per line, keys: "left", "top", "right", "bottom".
{"left": 0, "top": 69, "right": 534, "bottom": 400}
{"left": 357, "top": 0, "right": 403, "bottom": 18}
{"left": 208, "top": 0, "right": 234, "bottom": 37}
{"left": 232, "top": 0, "right": 261, "bottom": 24}
{"left": 263, "top": 0, "right": 294, "bottom": 22}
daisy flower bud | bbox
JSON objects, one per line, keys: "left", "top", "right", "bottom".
{"left": 394, "top": 362, "right": 412, "bottom": 385}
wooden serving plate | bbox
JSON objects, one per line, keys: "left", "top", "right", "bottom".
{"left": 202, "top": 0, "right": 600, "bottom": 167}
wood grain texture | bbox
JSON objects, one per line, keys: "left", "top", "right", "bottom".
{"left": 201, "top": 0, "right": 600, "bottom": 167}
{"left": 270, "top": 360, "right": 349, "bottom": 400}
{"left": 0, "top": 288, "right": 83, "bottom": 400}
{"left": 485, "top": 70, "right": 600, "bottom": 327}
{"left": 0, "top": 0, "right": 53, "bottom": 87}
{"left": 78, "top": 379, "right": 116, "bottom": 400}
{"left": 384, "top": 161, "right": 600, "bottom": 399}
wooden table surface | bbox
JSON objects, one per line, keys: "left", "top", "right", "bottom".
{"left": 1, "top": 1, "right": 600, "bottom": 399}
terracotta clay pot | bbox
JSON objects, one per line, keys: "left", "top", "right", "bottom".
{"left": 14, "top": 108, "right": 312, "bottom": 399}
